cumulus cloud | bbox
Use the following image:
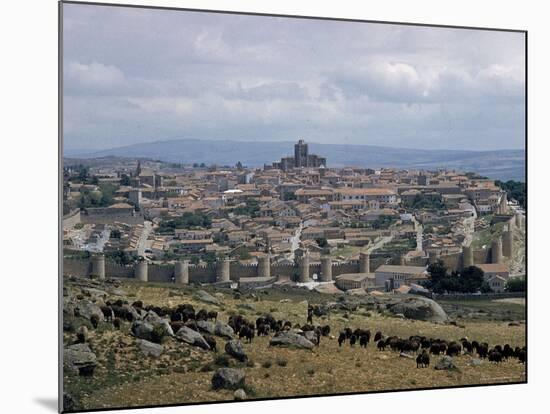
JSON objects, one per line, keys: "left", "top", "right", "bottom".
{"left": 62, "top": 3, "right": 525, "bottom": 151}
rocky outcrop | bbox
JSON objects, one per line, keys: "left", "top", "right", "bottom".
{"left": 137, "top": 339, "right": 164, "bottom": 358}
{"left": 176, "top": 326, "right": 211, "bottom": 350}
{"left": 270, "top": 331, "right": 315, "bottom": 350}
{"left": 214, "top": 321, "right": 235, "bottom": 338}
{"left": 74, "top": 300, "right": 104, "bottom": 322}
{"left": 386, "top": 296, "right": 448, "bottom": 323}
{"left": 195, "top": 290, "right": 221, "bottom": 306}
{"left": 225, "top": 340, "right": 247, "bottom": 362}
{"left": 64, "top": 343, "right": 97, "bottom": 376}
{"left": 211, "top": 368, "right": 246, "bottom": 390}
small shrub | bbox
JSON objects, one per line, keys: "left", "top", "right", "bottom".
{"left": 90, "top": 314, "right": 100, "bottom": 329}
{"left": 264, "top": 372, "right": 270, "bottom": 378}
{"left": 151, "top": 324, "right": 169, "bottom": 344}
{"left": 246, "top": 360, "right": 255, "bottom": 367}
{"left": 262, "top": 360, "right": 272, "bottom": 369}
{"left": 276, "top": 358, "right": 288, "bottom": 367}
{"left": 200, "top": 363, "right": 214, "bottom": 372}
{"left": 214, "top": 354, "right": 231, "bottom": 367}
{"left": 307, "top": 368, "right": 315, "bottom": 376}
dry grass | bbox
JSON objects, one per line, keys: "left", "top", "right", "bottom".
{"left": 65, "top": 280, "right": 526, "bottom": 411}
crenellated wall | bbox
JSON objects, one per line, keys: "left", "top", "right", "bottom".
{"left": 62, "top": 238, "right": 507, "bottom": 286}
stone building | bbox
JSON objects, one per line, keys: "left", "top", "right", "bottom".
{"left": 273, "top": 139, "right": 327, "bottom": 171}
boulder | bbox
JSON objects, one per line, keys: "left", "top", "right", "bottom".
{"left": 131, "top": 320, "right": 155, "bottom": 341}
{"left": 176, "top": 326, "right": 211, "bottom": 350}
{"left": 234, "top": 389, "right": 247, "bottom": 400}
{"left": 195, "top": 290, "right": 221, "bottom": 306}
{"left": 64, "top": 343, "right": 97, "bottom": 376}
{"left": 81, "top": 287, "right": 109, "bottom": 298}
{"left": 214, "top": 321, "right": 235, "bottom": 338}
{"left": 303, "top": 330, "right": 319, "bottom": 345}
{"left": 270, "top": 332, "right": 315, "bottom": 350}
{"left": 470, "top": 358, "right": 482, "bottom": 366}
{"left": 144, "top": 311, "right": 174, "bottom": 336}
{"left": 211, "top": 368, "right": 246, "bottom": 390}
{"left": 434, "top": 356, "right": 457, "bottom": 370}
{"left": 74, "top": 300, "right": 104, "bottom": 322}
{"left": 225, "top": 340, "right": 248, "bottom": 362}
{"left": 137, "top": 339, "right": 164, "bottom": 358}
{"left": 121, "top": 304, "right": 141, "bottom": 321}
{"left": 386, "top": 296, "right": 448, "bottom": 323}
{"left": 196, "top": 320, "right": 216, "bottom": 335}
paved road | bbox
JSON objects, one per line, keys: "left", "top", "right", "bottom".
{"left": 288, "top": 221, "right": 303, "bottom": 261}
{"left": 367, "top": 234, "right": 393, "bottom": 253}
{"left": 137, "top": 221, "right": 153, "bottom": 257}
{"left": 462, "top": 208, "right": 477, "bottom": 247}
{"left": 412, "top": 217, "right": 423, "bottom": 252}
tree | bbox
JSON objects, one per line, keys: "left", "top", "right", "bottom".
{"left": 495, "top": 180, "right": 526, "bottom": 209}
{"left": 424, "top": 260, "right": 448, "bottom": 293}
{"left": 459, "top": 266, "right": 485, "bottom": 293}
{"left": 505, "top": 276, "right": 526, "bottom": 292}
{"left": 315, "top": 237, "right": 328, "bottom": 248}
{"left": 120, "top": 174, "right": 131, "bottom": 186}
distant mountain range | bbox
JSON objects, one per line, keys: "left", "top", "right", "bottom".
{"left": 66, "top": 139, "right": 525, "bottom": 181}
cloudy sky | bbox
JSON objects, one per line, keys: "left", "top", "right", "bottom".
{"left": 63, "top": 3, "right": 525, "bottom": 152}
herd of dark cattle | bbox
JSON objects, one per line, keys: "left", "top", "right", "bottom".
{"left": 98, "top": 298, "right": 526, "bottom": 369}
{"left": 336, "top": 327, "right": 526, "bottom": 367}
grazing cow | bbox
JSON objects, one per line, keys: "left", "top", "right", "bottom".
{"left": 256, "top": 317, "right": 266, "bottom": 329}
{"left": 446, "top": 342, "right": 462, "bottom": 357}
{"left": 207, "top": 311, "right": 218, "bottom": 321}
{"left": 100, "top": 305, "right": 114, "bottom": 321}
{"left": 301, "top": 324, "right": 315, "bottom": 332}
{"left": 321, "top": 325, "right": 331, "bottom": 337}
{"left": 503, "top": 344, "right": 514, "bottom": 360}
{"left": 359, "top": 335, "right": 368, "bottom": 348}
{"left": 169, "top": 321, "right": 185, "bottom": 333}
{"left": 416, "top": 350, "right": 430, "bottom": 368}
{"left": 374, "top": 331, "right": 383, "bottom": 342}
{"left": 430, "top": 343, "right": 441, "bottom": 355}
{"left": 315, "top": 327, "right": 322, "bottom": 347}
{"left": 488, "top": 349, "right": 503, "bottom": 363}
{"left": 344, "top": 328, "right": 353, "bottom": 339}
{"left": 477, "top": 343, "right": 489, "bottom": 359}
{"left": 239, "top": 325, "right": 254, "bottom": 344}
{"left": 377, "top": 339, "right": 386, "bottom": 351}
{"left": 517, "top": 348, "right": 526, "bottom": 364}
{"left": 196, "top": 309, "right": 208, "bottom": 321}
{"left": 113, "top": 318, "right": 122, "bottom": 329}
{"left": 257, "top": 323, "right": 270, "bottom": 336}
{"left": 403, "top": 340, "right": 420, "bottom": 354}
{"left": 185, "top": 320, "right": 198, "bottom": 331}
{"left": 338, "top": 332, "right": 346, "bottom": 347}
{"left": 349, "top": 334, "right": 357, "bottom": 347}
{"left": 461, "top": 340, "right": 473, "bottom": 354}
{"left": 203, "top": 334, "right": 217, "bottom": 351}
{"left": 131, "top": 300, "right": 143, "bottom": 309}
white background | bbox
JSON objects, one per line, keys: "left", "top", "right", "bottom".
{"left": 0, "top": 0, "right": 546, "bottom": 413}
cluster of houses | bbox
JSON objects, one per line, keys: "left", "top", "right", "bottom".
{"left": 62, "top": 140, "right": 518, "bottom": 294}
